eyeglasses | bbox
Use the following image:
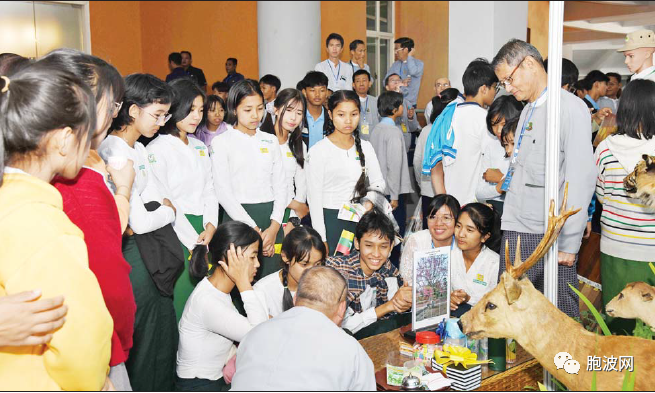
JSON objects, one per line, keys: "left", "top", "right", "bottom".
{"left": 428, "top": 214, "right": 454, "bottom": 224}
{"left": 141, "top": 108, "right": 172, "bottom": 125}
{"left": 496, "top": 56, "right": 527, "bottom": 94}
{"left": 436, "top": 83, "right": 451, "bottom": 88}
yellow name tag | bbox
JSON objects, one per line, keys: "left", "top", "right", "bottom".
{"left": 286, "top": 151, "right": 294, "bottom": 158}
{"left": 199, "top": 150, "right": 206, "bottom": 157}
{"left": 361, "top": 124, "right": 369, "bottom": 135}
{"left": 274, "top": 243, "right": 282, "bottom": 254}
{"left": 401, "top": 123, "right": 408, "bottom": 133}
{"left": 477, "top": 274, "right": 484, "bottom": 282}
{"left": 260, "top": 148, "right": 269, "bottom": 153}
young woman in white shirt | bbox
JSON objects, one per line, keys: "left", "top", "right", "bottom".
{"left": 450, "top": 203, "right": 501, "bottom": 317}
{"left": 253, "top": 226, "right": 326, "bottom": 317}
{"left": 177, "top": 221, "right": 267, "bottom": 391}
{"left": 476, "top": 95, "right": 523, "bottom": 214}
{"left": 260, "top": 88, "right": 309, "bottom": 235}
{"left": 306, "top": 90, "right": 386, "bottom": 254}
{"left": 399, "top": 194, "right": 461, "bottom": 284}
{"left": 211, "top": 79, "right": 287, "bottom": 279}
{"left": 146, "top": 78, "right": 218, "bottom": 321}
{"left": 98, "top": 73, "right": 178, "bottom": 391}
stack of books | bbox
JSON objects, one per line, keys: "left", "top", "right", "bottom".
{"left": 431, "top": 360, "right": 481, "bottom": 391}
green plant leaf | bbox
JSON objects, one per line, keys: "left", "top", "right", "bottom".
{"left": 591, "top": 369, "right": 597, "bottom": 391}
{"left": 633, "top": 319, "right": 654, "bottom": 340}
{"left": 550, "top": 377, "right": 568, "bottom": 391}
{"left": 649, "top": 262, "right": 655, "bottom": 277}
{"left": 569, "top": 283, "right": 611, "bottom": 336}
{"left": 537, "top": 381, "right": 548, "bottom": 391}
{"left": 621, "top": 363, "right": 636, "bottom": 391}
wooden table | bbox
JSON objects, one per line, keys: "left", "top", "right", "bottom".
{"left": 359, "top": 328, "right": 544, "bottom": 391}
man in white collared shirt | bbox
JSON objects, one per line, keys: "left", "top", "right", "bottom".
{"left": 618, "top": 29, "right": 655, "bottom": 83}
{"left": 315, "top": 33, "right": 354, "bottom": 92}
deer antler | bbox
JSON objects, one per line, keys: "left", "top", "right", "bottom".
{"left": 510, "top": 183, "right": 581, "bottom": 279}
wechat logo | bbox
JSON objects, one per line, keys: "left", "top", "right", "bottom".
{"left": 554, "top": 352, "right": 580, "bottom": 375}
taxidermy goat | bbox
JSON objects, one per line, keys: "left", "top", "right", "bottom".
{"left": 606, "top": 282, "right": 655, "bottom": 332}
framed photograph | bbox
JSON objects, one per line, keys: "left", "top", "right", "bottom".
{"left": 412, "top": 247, "right": 451, "bottom": 331}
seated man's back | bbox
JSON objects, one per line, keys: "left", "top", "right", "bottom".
{"left": 230, "top": 305, "right": 375, "bottom": 391}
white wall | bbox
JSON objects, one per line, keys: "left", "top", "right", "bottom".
{"left": 257, "top": 1, "right": 321, "bottom": 89}
{"left": 449, "top": 1, "right": 528, "bottom": 93}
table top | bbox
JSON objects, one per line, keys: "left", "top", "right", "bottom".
{"left": 358, "top": 328, "right": 533, "bottom": 381}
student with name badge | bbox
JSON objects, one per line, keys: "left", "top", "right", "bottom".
{"left": 146, "top": 78, "right": 219, "bottom": 321}
{"left": 210, "top": 79, "right": 287, "bottom": 279}
{"left": 315, "top": 33, "right": 353, "bottom": 92}
{"left": 305, "top": 90, "right": 385, "bottom": 254}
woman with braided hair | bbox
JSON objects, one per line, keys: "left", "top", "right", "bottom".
{"left": 254, "top": 226, "right": 326, "bottom": 317}
{"left": 306, "top": 90, "right": 386, "bottom": 254}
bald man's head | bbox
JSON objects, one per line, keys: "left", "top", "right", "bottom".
{"left": 435, "top": 77, "right": 451, "bottom": 96}
{"left": 295, "top": 266, "right": 348, "bottom": 323}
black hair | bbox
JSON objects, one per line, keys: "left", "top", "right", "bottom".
{"left": 265, "top": 88, "right": 306, "bottom": 167}
{"left": 377, "top": 90, "right": 404, "bottom": 117}
{"left": 325, "top": 90, "right": 368, "bottom": 202}
{"left": 0, "top": 62, "right": 96, "bottom": 186}
{"left": 202, "top": 94, "right": 226, "bottom": 128}
{"left": 394, "top": 37, "right": 415, "bottom": 51}
{"left": 353, "top": 69, "right": 371, "bottom": 82}
{"left": 160, "top": 77, "right": 206, "bottom": 137}
{"left": 582, "top": 70, "right": 609, "bottom": 91}
{"left": 110, "top": 74, "right": 174, "bottom": 132}
{"left": 462, "top": 58, "right": 498, "bottom": 97}
{"left": 606, "top": 72, "right": 621, "bottom": 83}
{"left": 355, "top": 207, "right": 395, "bottom": 244}
{"left": 0, "top": 53, "right": 31, "bottom": 76}
{"left": 572, "top": 80, "right": 586, "bottom": 95}
{"left": 227, "top": 57, "right": 238, "bottom": 65}
{"left": 349, "top": 39, "right": 365, "bottom": 51}
{"left": 485, "top": 95, "right": 523, "bottom": 137}
{"left": 427, "top": 194, "right": 461, "bottom": 222}
{"left": 225, "top": 79, "right": 264, "bottom": 126}
{"left": 180, "top": 50, "right": 191, "bottom": 59}
{"left": 259, "top": 74, "right": 281, "bottom": 93}
{"left": 458, "top": 203, "right": 501, "bottom": 253}
{"left": 296, "top": 80, "right": 306, "bottom": 91}
{"left": 501, "top": 117, "right": 519, "bottom": 157}
{"left": 326, "top": 33, "right": 344, "bottom": 48}
{"left": 302, "top": 71, "right": 329, "bottom": 89}
{"left": 543, "top": 58, "right": 579, "bottom": 88}
{"left": 169, "top": 52, "right": 182, "bottom": 66}
{"left": 615, "top": 79, "right": 655, "bottom": 140}
{"left": 429, "top": 88, "right": 460, "bottom": 124}
{"left": 384, "top": 73, "right": 400, "bottom": 87}
{"left": 196, "top": 221, "right": 263, "bottom": 280}
{"left": 280, "top": 226, "right": 327, "bottom": 312}
{"left": 40, "top": 48, "right": 125, "bottom": 107}
{"left": 211, "top": 81, "right": 229, "bottom": 93}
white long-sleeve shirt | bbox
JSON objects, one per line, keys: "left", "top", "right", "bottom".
{"left": 315, "top": 59, "right": 354, "bottom": 91}
{"left": 475, "top": 138, "right": 510, "bottom": 203}
{"left": 305, "top": 137, "right": 386, "bottom": 242}
{"left": 450, "top": 246, "right": 499, "bottom": 306}
{"left": 98, "top": 135, "right": 175, "bottom": 234}
{"left": 176, "top": 278, "right": 268, "bottom": 380}
{"left": 341, "top": 277, "right": 399, "bottom": 334}
{"left": 146, "top": 134, "right": 219, "bottom": 250}
{"left": 210, "top": 125, "right": 287, "bottom": 228}
{"left": 279, "top": 140, "right": 307, "bottom": 218}
{"left": 252, "top": 269, "right": 293, "bottom": 318}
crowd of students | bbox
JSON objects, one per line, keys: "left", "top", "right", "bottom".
{"left": 0, "top": 27, "right": 654, "bottom": 391}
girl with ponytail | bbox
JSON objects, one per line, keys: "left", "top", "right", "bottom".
{"left": 260, "top": 88, "right": 310, "bottom": 234}
{"left": 254, "top": 226, "right": 326, "bottom": 317}
{"left": 305, "top": 90, "right": 385, "bottom": 254}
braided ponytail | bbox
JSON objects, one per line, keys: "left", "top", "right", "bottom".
{"left": 352, "top": 129, "right": 370, "bottom": 203}
{"left": 281, "top": 263, "right": 294, "bottom": 312}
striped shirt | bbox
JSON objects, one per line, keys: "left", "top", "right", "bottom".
{"left": 326, "top": 252, "right": 403, "bottom": 315}
{"left": 595, "top": 140, "right": 655, "bottom": 262}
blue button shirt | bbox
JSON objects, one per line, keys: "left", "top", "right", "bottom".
{"left": 306, "top": 107, "right": 325, "bottom": 149}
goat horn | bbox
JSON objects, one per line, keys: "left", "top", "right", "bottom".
{"left": 511, "top": 183, "right": 581, "bottom": 279}
{"left": 505, "top": 239, "right": 512, "bottom": 274}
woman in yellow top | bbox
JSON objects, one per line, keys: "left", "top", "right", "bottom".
{"left": 0, "top": 61, "right": 113, "bottom": 389}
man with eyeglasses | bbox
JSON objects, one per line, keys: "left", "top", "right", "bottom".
{"left": 491, "top": 39, "right": 596, "bottom": 319}
{"left": 230, "top": 266, "right": 376, "bottom": 391}
{"left": 385, "top": 37, "right": 424, "bottom": 108}
{"left": 424, "top": 77, "right": 452, "bottom": 126}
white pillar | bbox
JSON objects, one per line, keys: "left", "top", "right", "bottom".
{"left": 257, "top": 1, "right": 321, "bottom": 90}
{"left": 448, "top": 1, "right": 529, "bottom": 92}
